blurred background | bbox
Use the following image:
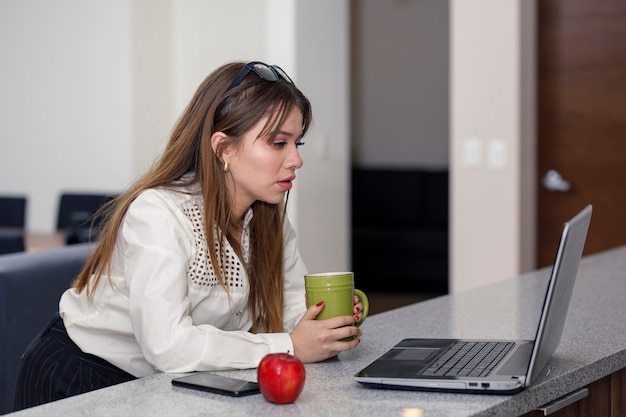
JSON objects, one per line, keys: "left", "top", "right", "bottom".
{"left": 1, "top": 0, "right": 624, "bottom": 301}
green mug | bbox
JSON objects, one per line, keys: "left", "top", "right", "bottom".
{"left": 304, "top": 272, "right": 369, "bottom": 327}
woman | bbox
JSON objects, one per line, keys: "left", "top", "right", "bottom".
{"left": 14, "top": 61, "right": 363, "bottom": 410}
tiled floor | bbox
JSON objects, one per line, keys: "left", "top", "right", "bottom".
{"left": 367, "top": 291, "right": 445, "bottom": 315}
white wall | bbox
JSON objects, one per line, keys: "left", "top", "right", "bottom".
{"left": 0, "top": 0, "right": 351, "bottom": 272}
{"left": 450, "top": 0, "right": 536, "bottom": 292}
{"left": 0, "top": 0, "right": 133, "bottom": 230}
{"left": 130, "top": 0, "right": 173, "bottom": 176}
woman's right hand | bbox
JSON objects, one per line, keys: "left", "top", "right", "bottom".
{"left": 289, "top": 301, "right": 362, "bottom": 363}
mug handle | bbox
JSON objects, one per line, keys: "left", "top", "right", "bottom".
{"left": 354, "top": 289, "right": 369, "bottom": 327}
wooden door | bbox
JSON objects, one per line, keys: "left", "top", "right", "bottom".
{"left": 537, "top": 0, "right": 626, "bottom": 267}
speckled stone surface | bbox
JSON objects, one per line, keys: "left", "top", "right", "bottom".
{"left": 6, "top": 246, "right": 626, "bottom": 417}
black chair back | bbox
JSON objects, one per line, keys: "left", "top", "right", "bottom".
{"left": 0, "top": 231, "right": 25, "bottom": 255}
{"left": 0, "top": 196, "right": 27, "bottom": 228}
{"left": 56, "top": 193, "right": 117, "bottom": 244}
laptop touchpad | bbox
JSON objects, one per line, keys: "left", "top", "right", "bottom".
{"left": 394, "top": 348, "right": 439, "bottom": 361}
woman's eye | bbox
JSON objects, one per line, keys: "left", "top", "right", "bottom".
{"left": 272, "top": 141, "right": 305, "bottom": 149}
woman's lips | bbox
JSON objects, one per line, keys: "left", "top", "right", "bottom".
{"left": 278, "top": 176, "right": 296, "bottom": 191}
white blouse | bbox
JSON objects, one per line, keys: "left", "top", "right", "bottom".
{"left": 59, "top": 182, "right": 308, "bottom": 378}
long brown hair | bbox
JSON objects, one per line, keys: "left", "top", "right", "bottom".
{"left": 72, "top": 61, "right": 312, "bottom": 333}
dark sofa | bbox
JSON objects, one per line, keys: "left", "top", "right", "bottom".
{"left": 351, "top": 168, "right": 449, "bottom": 293}
{"left": 0, "top": 243, "right": 91, "bottom": 414}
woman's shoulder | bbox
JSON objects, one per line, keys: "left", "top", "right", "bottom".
{"left": 129, "top": 180, "right": 202, "bottom": 221}
{"left": 124, "top": 180, "right": 204, "bottom": 237}
{"left": 137, "top": 178, "right": 201, "bottom": 205}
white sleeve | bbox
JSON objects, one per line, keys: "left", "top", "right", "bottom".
{"left": 282, "top": 217, "right": 308, "bottom": 332}
{"left": 122, "top": 190, "right": 293, "bottom": 373}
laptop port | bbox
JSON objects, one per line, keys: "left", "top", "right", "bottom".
{"left": 481, "top": 383, "right": 490, "bottom": 388}
{"left": 468, "top": 382, "right": 478, "bottom": 387}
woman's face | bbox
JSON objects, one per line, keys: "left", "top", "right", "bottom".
{"left": 225, "top": 105, "right": 304, "bottom": 218}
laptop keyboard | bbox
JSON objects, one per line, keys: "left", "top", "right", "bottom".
{"left": 421, "top": 341, "right": 515, "bottom": 378}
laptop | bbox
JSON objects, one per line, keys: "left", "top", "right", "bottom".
{"left": 354, "top": 204, "right": 592, "bottom": 394}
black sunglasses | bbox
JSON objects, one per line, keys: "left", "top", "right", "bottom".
{"left": 226, "top": 61, "right": 294, "bottom": 91}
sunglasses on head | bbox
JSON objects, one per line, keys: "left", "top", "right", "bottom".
{"left": 226, "top": 61, "right": 294, "bottom": 91}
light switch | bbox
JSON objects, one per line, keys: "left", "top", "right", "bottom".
{"left": 463, "top": 138, "right": 482, "bottom": 167}
{"left": 487, "top": 140, "right": 507, "bottom": 170}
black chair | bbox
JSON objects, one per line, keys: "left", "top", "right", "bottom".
{"left": 56, "top": 193, "right": 117, "bottom": 244}
{"left": 0, "top": 243, "right": 92, "bottom": 414}
{"left": 0, "top": 196, "right": 27, "bottom": 254}
{"left": 0, "top": 231, "right": 25, "bottom": 255}
{"left": 0, "top": 196, "right": 27, "bottom": 229}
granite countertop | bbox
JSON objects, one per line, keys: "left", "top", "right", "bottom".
{"left": 7, "top": 246, "right": 626, "bottom": 417}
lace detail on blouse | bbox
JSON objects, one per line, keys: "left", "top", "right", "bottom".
{"left": 183, "top": 204, "right": 248, "bottom": 289}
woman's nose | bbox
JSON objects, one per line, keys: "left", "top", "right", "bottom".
{"left": 286, "top": 147, "right": 303, "bottom": 169}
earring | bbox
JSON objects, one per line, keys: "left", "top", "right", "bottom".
{"left": 223, "top": 160, "right": 229, "bottom": 172}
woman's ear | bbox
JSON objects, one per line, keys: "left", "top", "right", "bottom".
{"left": 210, "top": 131, "right": 229, "bottom": 162}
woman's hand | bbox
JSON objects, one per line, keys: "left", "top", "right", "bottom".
{"left": 290, "top": 301, "right": 362, "bottom": 363}
{"left": 353, "top": 295, "right": 364, "bottom": 323}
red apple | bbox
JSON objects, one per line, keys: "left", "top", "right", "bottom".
{"left": 257, "top": 352, "right": 306, "bottom": 404}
